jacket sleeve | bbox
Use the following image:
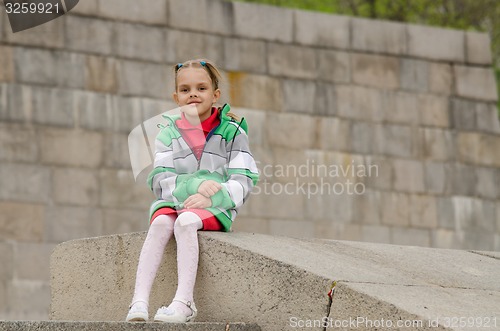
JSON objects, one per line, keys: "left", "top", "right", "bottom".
{"left": 147, "top": 129, "right": 195, "bottom": 204}
{"left": 210, "top": 123, "right": 259, "bottom": 210}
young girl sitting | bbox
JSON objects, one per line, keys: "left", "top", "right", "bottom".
{"left": 126, "top": 59, "right": 259, "bottom": 323}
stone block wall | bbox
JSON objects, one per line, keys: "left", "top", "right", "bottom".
{"left": 0, "top": 0, "right": 499, "bottom": 320}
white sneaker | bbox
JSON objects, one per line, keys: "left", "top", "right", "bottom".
{"left": 153, "top": 299, "right": 197, "bottom": 323}
{"left": 126, "top": 301, "right": 148, "bottom": 322}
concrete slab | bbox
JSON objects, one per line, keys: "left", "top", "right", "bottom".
{"left": 0, "top": 321, "right": 261, "bottom": 331}
{"left": 471, "top": 250, "right": 500, "bottom": 260}
{"left": 51, "top": 232, "right": 500, "bottom": 331}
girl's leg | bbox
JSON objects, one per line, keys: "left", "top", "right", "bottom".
{"left": 129, "top": 214, "right": 175, "bottom": 311}
{"left": 157, "top": 212, "right": 202, "bottom": 318}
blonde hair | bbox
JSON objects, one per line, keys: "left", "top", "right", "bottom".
{"left": 174, "top": 59, "right": 222, "bottom": 91}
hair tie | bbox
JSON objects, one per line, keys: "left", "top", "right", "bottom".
{"left": 176, "top": 63, "right": 183, "bottom": 70}
{"left": 200, "top": 61, "right": 206, "bottom": 67}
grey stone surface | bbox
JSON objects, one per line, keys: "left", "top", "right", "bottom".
{"left": 13, "top": 243, "right": 55, "bottom": 282}
{"left": 476, "top": 102, "right": 500, "bottom": 134}
{"left": 117, "top": 60, "right": 169, "bottom": 99}
{"left": 380, "top": 191, "right": 410, "bottom": 226}
{"left": 44, "top": 206, "right": 103, "bottom": 243}
{"left": 424, "top": 161, "right": 447, "bottom": 195}
{"left": 363, "top": 155, "right": 393, "bottom": 191}
{"left": 353, "top": 189, "right": 382, "bottom": 225}
{"left": 0, "top": 84, "right": 32, "bottom": 123}
{"left": 450, "top": 98, "right": 477, "bottom": 131}
{"left": 32, "top": 86, "right": 75, "bottom": 127}
{"left": 351, "top": 53, "right": 399, "bottom": 89}
{"left": 65, "top": 15, "right": 115, "bottom": 55}
{"left": 392, "top": 226, "right": 431, "bottom": 246}
{"left": 100, "top": 169, "right": 153, "bottom": 209}
{"left": 97, "top": 0, "right": 168, "bottom": 25}
{"left": 466, "top": 31, "right": 492, "bottom": 65}
{"left": 352, "top": 17, "right": 407, "bottom": 55}
{"left": 168, "top": 0, "right": 233, "bottom": 36}
{"left": 282, "top": 79, "right": 316, "bottom": 114}
{"left": 85, "top": 55, "right": 118, "bottom": 93}
{"left": 164, "top": 30, "right": 224, "bottom": 69}
{"left": 0, "top": 163, "right": 51, "bottom": 204}
{"left": 447, "top": 163, "right": 478, "bottom": 196}
{"left": 68, "top": 0, "right": 98, "bottom": 16}
{"left": 318, "top": 117, "right": 350, "bottom": 151}
{"left": 418, "top": 94, "right": 449, "bottom": 128}
{"left": 422, "top": 128, "right": 455, "bottom": 161}
{"left": 52, "top": 168, "right": 99, "bottom": 206}
{"left": 392, "top": 159, "right": 425, "bottom": 193}
{"left": 454, "top": 65, "right": 498, "bottom": 102}
{"left": 428, "top": 62, "right": 453, "bottom": 95}
{"left": 407, "top": 24, "right": 465, "bottom": 62}
{"left": 0, "top": 321, "right": 261, "bottom": 331}
{"left": 40, "top": 128, "right": 103, "bottom": 167}
{"left": 14, "top": 48, "right": 84, "bottom": 89}
{"left": 378, "top": 124, "right": 415, "bottom": 158}
{"left": 0, "top": 202, "right": 44, "bottom": 243}
{"left": 0, "top": 123, "right": 38, "bottom": 162}
{"left": 350, "top": 121, "right": 379, "bottom": 154}
{"left": 409, "top": 194, "right": 438, "bottom": 229}
{"left": 115, "top": 22, "right": 165, "bottom": 62}
{"left": 0, "top": 46, "right": 13, "bottom": 82}
{"left": 336, "top": 85, "right": 383, "bottom": 121}
{"left": 232, "top": 2, "right": 293, "bottom": 43}
{"left": 227, "top": 73, "right": 282, "bottom": 112}
{"left": 317, "top": 49, "right": 350, "bottom": 83}
{"left": 267, "top": 43, "right": 317, "bottom": 79}
{"left": 4, "top": 280, "right": 50, "bottom": 320}
{"left": 265, "top": 113, "right": 317, "bottom": 149}
{"left": 51, "top": 232, "right": 500, "bottom": 330}
{"left": 475, "top": 167, "right": 499, "bottom": 199}
{"left": 400, "top": 58, "right": 428, "bottom": 92}
{"left": 382, "top": 91, "right": 419, "bottom": 125}
{"left": 223, "top": 38, "right": 267, "bottom": 74}
{"left": 294, "top": 10, "right": 350, "bottom": 49}
{"left": 310, "top": 82, "right": 336, "bottom": 116}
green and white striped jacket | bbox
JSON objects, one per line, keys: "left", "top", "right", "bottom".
{"left": 147, "top": 104, "right": 259, "bottom": 231}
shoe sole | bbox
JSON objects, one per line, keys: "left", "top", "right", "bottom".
{"left": 153, "top": 314, "right": 195, "bottom": 323}
{"left": 126, "top": 313, "right": 148, "bottom": 322}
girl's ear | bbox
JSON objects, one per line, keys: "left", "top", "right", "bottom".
{"left": 173, "top": 92, "right": 179, "bottom": 104}
{"left": 212, "top": 89, "right": 221, "bottom": 103}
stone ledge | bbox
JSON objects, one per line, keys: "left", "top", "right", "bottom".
{"left": 0, "top": 321, "right": 261, "bottom": 331}
{"left": 50, "top": 232, "right": 500, "bottom": 331}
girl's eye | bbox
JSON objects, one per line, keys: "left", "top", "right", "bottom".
{"left": 199, "top": 87, "right": 206, "bottom": 91}
{"left": 180, "top": 89, "right": 188, "bottom": 92}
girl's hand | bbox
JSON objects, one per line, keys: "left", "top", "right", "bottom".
{"left": 198, "top": 180, "right": 222, "bottom": 198}
{"left": 183, "top": 193, "right": 212, "bottom": 209}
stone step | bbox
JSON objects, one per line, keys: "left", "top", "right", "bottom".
{"left": 50, "top": 232, "right": 500, "bottom": 331}
{"left": 0, "top": 321, "right": 261, "bottom": 331}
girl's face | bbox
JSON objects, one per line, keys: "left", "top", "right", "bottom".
{"left": 173, "top": 67, "right": 220, "bottom": 123}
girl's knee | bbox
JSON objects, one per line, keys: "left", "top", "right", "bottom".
{"left": 150, "top": 214, "right": 175, "bottom": 230}
{"left": 174, "top": 212, "right": 202, "bottom": 234}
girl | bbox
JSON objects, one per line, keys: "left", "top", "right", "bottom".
{"left": 126, "top": 59, "right": 259, "bottom": 323}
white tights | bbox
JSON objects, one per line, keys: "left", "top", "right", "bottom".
{"left": 130, "top": 212, "right": 202, "bottom": 315}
